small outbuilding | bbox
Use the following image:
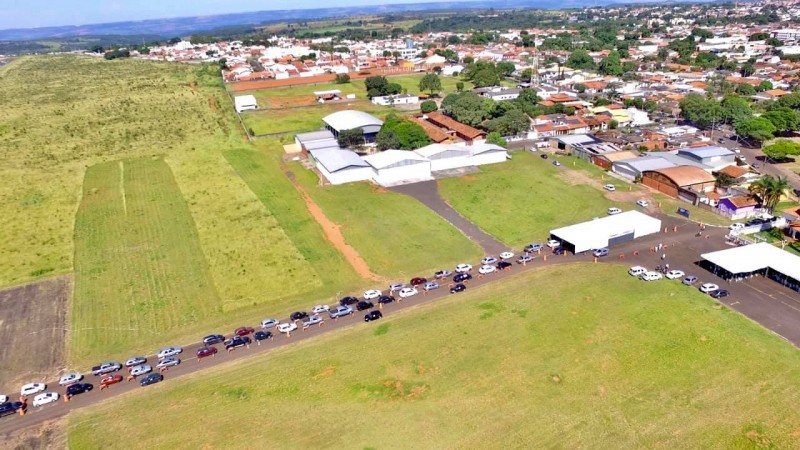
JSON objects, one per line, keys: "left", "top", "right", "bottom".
{"left": 234, "top": 95, "right": 258, "bottom": 113}
{"left": 549, "top": 210, "right": 662, "bottom": 254}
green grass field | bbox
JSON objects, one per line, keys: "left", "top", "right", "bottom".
{"left": 0, "top": 56, "right": 367, "bottom": 365}
{"left": 223, "top": 143, "right": 364, "bottom": 293}
{"left": 69, "top": 264, "right": 800, "bottom": 448}
{"left": 289, "top": 162, "right": 482, "bottom": 278}
{"left": 72, "top": 159, "right": 221, "bottom": 363}
{"left": 241, "top": 101, "right": 403, "bottom": 135}
{"left": 439, "top": 152, "right": 617, "bottom": 247}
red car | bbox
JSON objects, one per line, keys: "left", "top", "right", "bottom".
{"left": 99, "top": 374, "right": 123, "bottom": 388}
{"left": 234, "top": 327, "right": 255, "bottom": 336}
{"left": 196, "top": 346, "right": 218, "bottom": 359}
{"left": 410, "top": 277, "right": 427, "bottom": 286}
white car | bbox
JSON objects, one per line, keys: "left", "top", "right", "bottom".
{"left": 700, "top": 283, "right": 720, "bottom": 293}
{"left": 32, "top": 392, "right": 59, "bottom": 407}
{"left": 311, "top": 304, "right": 330, "bottom": 314}
{"left": 603, "top": 184, "right": 616, "bottom": 191}
{"left": 481, "top": 256, "right": 497, "bottom": 265}
{"left": 729, "top": 223, "right": 745, "bottom": 231}
{"left": 157, "top": 347, "right": 182, "bottom": 359}
{"left": 636, "top": 199, "right": 649, "bottom": 208}
{"left": 261, "top": 318, "right": 280, "bottom": 329}
{"left": 58, "top": 373, "right": 83, "bottom": 386}
{"left": 363, "top": 289, "right": 381, "bottom": 299}
{"left": 546, "top": 239, "right": 561, "bottom": 248}
{"left": 665, "top": 270, "right": 685, "bottom": 280}
{"left": 607, "top": 207, "right": 622, "bottom": 215}
{"left": 130, "top": 365, "right": 152, "bottom": 376}
{"left": 0, "top": 395, "right": 7, "bottom": 403}
{"left": 478, "top": 265, "right": 496, "bottom": 275}
{"left": 499, "top": 251, "right": 514, "bottom": 260}
{"left": 628, "top": 266, "right": 647, "bottom": 277}
{"left": 398, "top": 287, "right": 418, "bottom": 298}
{"left": 20, "top": 383, "right": 46, "bottom": 397}
{"left": 156, "top": 357, "right": 180, "bottom": 369}
{"left": 303, "top": 315, "right": 324, "bottom": 327}
{"left": 455, "top": 263, "right": 472, "bottom": 273}
{"left": 125, "top": 356, "right": 146, "bottom": 367}
{"left": 640, "top": 271, "right": 663, "bottom": 281}
{"left": 278, "top": 323, "right": 298, "bottom": 333}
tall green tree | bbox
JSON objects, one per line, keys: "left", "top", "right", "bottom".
{"left": 763, "top": 108, "right": 800, "bottom": 133}
{"left": 485, "top": 131, "right": 508, "bottom": 148}
{"left": 441, "top": 92, "right": 492, "bottom": 127}
{"left": 598, "top": 50, "right": 623, "bottom": 76}
{"left": 748, "top": 175, "right": 791, "bottom": 211}
{"left": 337, "top": 128, "right": 364, "bottom": 148}
{"left": 720, "top": 95, "right": 752, "bottom": 124}
{"left": 418, "top": 73, "right": 443, "bottom": 96}
{"left": 735, "top": 116, "right": 776, "bottom": 142}
{"left": 762, "top": 140, "right": 800, "bottom": 160}
{"left": 565, "top": 48, "right": 596, "bottom": 71}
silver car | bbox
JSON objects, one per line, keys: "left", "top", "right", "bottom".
{"left": 130, "top": 365, "right": 152, "bottom": 377}
{"left": 423, "top": 282, "right": 439, "bottom": 291}
{"left": 156, "top": 357, "right": 180, "bottom": 369}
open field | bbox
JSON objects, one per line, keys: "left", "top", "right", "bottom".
{"left": 71, "top": 159, "right": 221, "bottom": 364}
{"left": 439, "top": 152, "right": 617, "bottom": 247}
{"left": 0, "top": 276, "right": 69, "bottom": 393}
{"left": 1, "top": 418, "right": 66, "bottom": 450}
{"left": 223, "top": 143, "right": 365, "bottom": 293}
{"left": 654, "top": 194, "right": 732, "bottom": 227}
{"left": 289, "top": 162, "right": 482, "bottom": 278}
{"left": 239, "top": 74, "right": 472, "bottom": 108}
{"left": 69, "top": 264, "right": 800, "bottom": 448}
{"left": 241, "top": 100, "right": 404, "bottom": 135}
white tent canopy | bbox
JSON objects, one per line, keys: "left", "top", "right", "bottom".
{"left": 701, "top": 243, "right": 800, "bottom": 281}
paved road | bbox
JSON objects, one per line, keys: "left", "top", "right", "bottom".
{"left": 389, "top": 180, "right": 508, "bottom": 255}
{"left": 2, "top": 213, "right": 798, "bottom": 436}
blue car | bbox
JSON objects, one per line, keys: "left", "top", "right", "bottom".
{"left": 592, "top": 248, "right": 609, "bottom": 257}
{"left": 140, "top": 373, "right": 163, "bottom": 387}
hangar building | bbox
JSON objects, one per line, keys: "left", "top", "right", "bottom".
{"left": 549, "top": 210, "right": 662, "bottom": 254}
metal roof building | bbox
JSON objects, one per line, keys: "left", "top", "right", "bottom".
{"left": 363, "top": 150, "right": 432, "bottom": 186}
{"left": 322, "top": 110, "right": 384, "bottom": 144}
{"left": 550, "top": 210, "right": 662, "bottom": 254}
{"left": 308, "top": 148, "right": 373, "bottom": 185}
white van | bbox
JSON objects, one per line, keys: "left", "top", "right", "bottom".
{"left": 628, "top": 266, "right": 647, "bottom": 277}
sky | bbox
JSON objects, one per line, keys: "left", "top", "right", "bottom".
{"left": 0, "top": 0, "right": 454, "bottom": 30}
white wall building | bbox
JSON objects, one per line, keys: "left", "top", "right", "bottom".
{"left": 549, "top": 210, "right": 662, "bottom": 254}
{"left": 309, "top": 148, "right": 374, "bottom": 185}
{"left": 363, "top": 150, "right": 432, "bottom": 186}
{"left": 371, "top": 94, "right": 420, "bottom": 106}
{"left": 234, "top": 95, "right": 258, "bottom": 113}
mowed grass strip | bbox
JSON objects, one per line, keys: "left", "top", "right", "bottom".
{"left": 71, "top": 158, "right": 220, "bottom": 365}
{"left": 223, "top": 144, "right": 364, "bottom": 294}
{"left": 69, "top": 264, "right": 800, "bottom": 449}
{"left": 289, "top": 163, "right": 482, "bottom": 278}
{"left": 439, "top": 152, "right": 616, "bottom": 247}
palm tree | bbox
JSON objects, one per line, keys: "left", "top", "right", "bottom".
{"left": 749, "top": 175, "right": 791, "bottom": 212}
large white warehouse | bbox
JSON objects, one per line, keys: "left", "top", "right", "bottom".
{"left": 549, "top": 210, "right": 662, "bottom": 254}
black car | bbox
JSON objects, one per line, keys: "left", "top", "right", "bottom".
{"left": 0, "top": 402, "right": 23, "bottom": 417}
{"left": 290, "top": 311, "right": 309, "bottom": 321}
{"left": 356, "top": 300, "right": 374, "bottom": 311}
{"left": 364, "top": 310, "right": 383, "bottom": 322}
{"left": 140, "top": 373, "right": 163, "bottom": 387}
{"left": 66, "top": 383, "right": 93, "bottom": 396}
{"left": 453, "top": 273, "right": 472, "bottom": 283}
{"left": 339, "top": 296, "right": 358, "bottom": 306}
{"left": 203, "top": 334, "right": 225, "bottom": 345}
{"left": 378, "top": 295, "right": 395, "bottom": 304}
{"left": 553, "top": 247, "right": 567, "bottom": 255}
{"left": 496, "top": 261, "right": 512, "bottom": 270}
{"left": 254, "top": 331, "right": 273, "bottom": 341}
{"left": 540, "top": 153, "right": 548, "bottom": 159}
{"left": 710, "top": 289, "right": 730, "bottom": 299}
{"left": 225, "top": 336, "right": 252, "bottom": 350}
{"left": 450, "top": 283, "right": 467, "bottom": 294}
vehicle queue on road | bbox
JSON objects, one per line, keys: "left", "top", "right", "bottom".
{"left": 0, "top": 230, "right": 729, "bottom": 420}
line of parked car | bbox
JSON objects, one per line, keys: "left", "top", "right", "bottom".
{"left": 628, "top": 265, "right": 729, "bottom": 298}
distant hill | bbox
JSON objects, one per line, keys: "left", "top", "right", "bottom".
{"left": 0, "top": 0, "right": 688, "bottom": 42}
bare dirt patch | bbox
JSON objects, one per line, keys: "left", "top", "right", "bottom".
{"left": 283, "top": 169, "right": 383, "bottom": 282}
{"left": 208, "top": 97, "right": 220, "bottom": 113}
{"left": 0, "top": 417, "right": 66, "bottom": 450}
{"left": 0, "top": 276, "right": 70, "bottom": 394}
